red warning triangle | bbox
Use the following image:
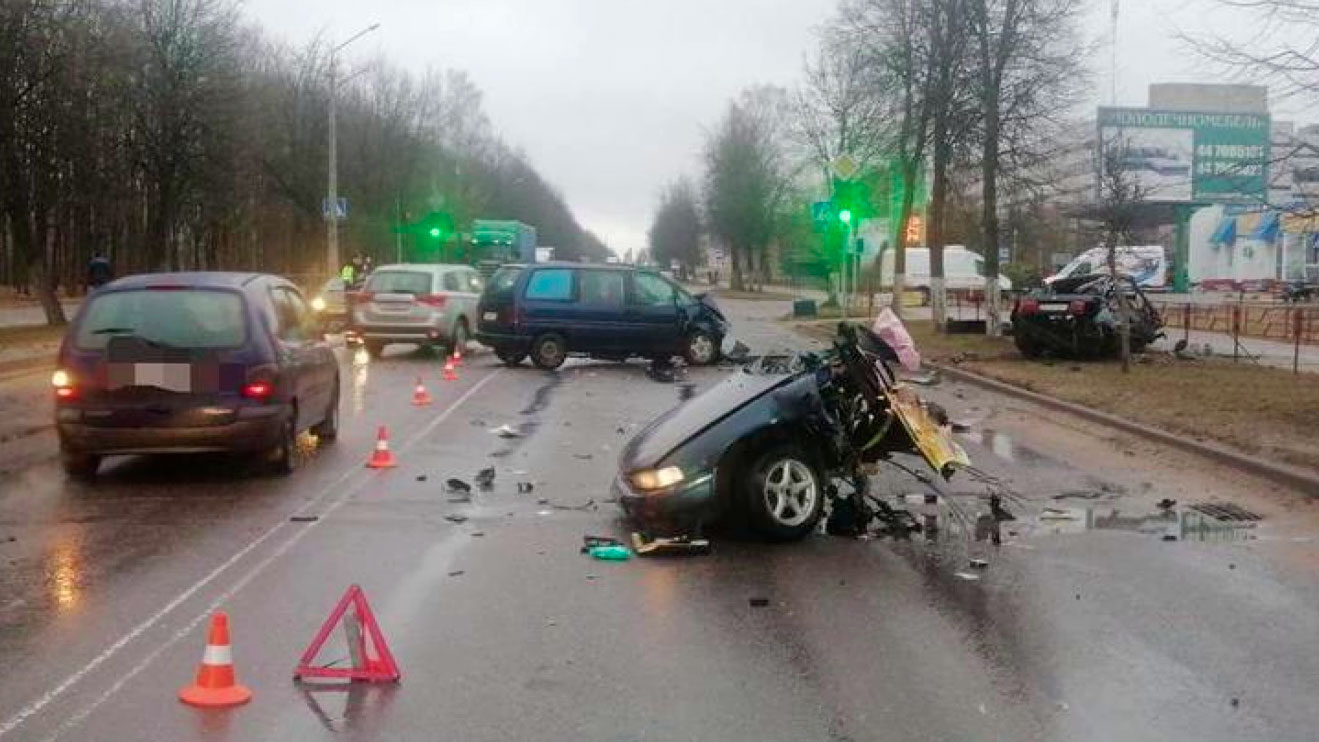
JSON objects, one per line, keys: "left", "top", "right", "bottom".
{"left": 294, "top": 585, "right": 401, "bottom": 683}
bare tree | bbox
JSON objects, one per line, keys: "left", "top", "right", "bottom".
{"left": 1184, "top": 1, "right": 1319, "bottom": 104}
{"left": 1096, "top": 132, "right": 1148, "bottom": 373}
{"left": 648, "top": 179, "right": 703, "bottom": 280}
{"left": 704, "top": 86, "right": 796, "bottom": 292}
{"left": 966, "top": 0, "right": 1086, "bottom": 335}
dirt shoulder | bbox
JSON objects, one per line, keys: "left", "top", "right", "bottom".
{"left": 790, "top": 319, "right": 1319, "bottom": 474}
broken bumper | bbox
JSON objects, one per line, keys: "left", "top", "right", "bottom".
{"left": 614, "top": 469, "right": 719, "bottom": 536}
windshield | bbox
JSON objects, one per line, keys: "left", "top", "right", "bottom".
{"left": 485, "top": 267, "right": 524, "bottom": 299}
{"left": 75, "top": 289, "right": 246, "bottom": 350}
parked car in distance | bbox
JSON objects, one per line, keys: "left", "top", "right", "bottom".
{"left": 476, "top": 262, "right": 729, "bottom": 370}
{"left": 53, "top": 272, "right": 340, "bottom": 479}
{"left": 310, "top": 277, "right": 348, "bottom": 333}
{"left": 349, "top": 263, "right": 484, "bottom": 358}
{"left": 1011, "top": 273, "right": 1164, "bottom": 358}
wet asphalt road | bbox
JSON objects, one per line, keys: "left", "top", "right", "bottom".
{"left": 1, "top": 298, "right": 1318, "bottom": 742}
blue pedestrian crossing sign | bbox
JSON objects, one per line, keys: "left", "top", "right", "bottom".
{"left": 322, "top": 197, "right": 349, "bottom": 221}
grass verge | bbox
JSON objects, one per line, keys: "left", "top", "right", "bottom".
{"left": 790, "top": 318, "right": 1319, "bottom": 473}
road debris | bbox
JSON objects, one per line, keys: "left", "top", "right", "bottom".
{"left": 748, "top": 597, "right": 770, "bottom": 607}
{"left": 588, "top": 544, "right": 631, "bottom": 560}
{"left": 631, "top": 532, "right": 711, "bottom": 556}
{"left": 1054, "top": 490, "right": 1104, "bottom": 500}
{"left": 904, "top": 370, "right": 941, "bottom": 386}
{"left": 517, "top": 482, "right": 535, "bottom": 494}
{"left": 447, "top": 478, "right": 472, "bottom": 494}
{"left": 1157, "top": 498, "right": 1177, "bottom": 510}
{"left": 415, "top": 474, "right": 428, "bottom": 482}
{"left": 969, "top": 558, "right": 989, "bottom": 569}
{"left": 581, "top": 535, "right": 625, "bottom": 552}
{"left": 954, "top": 572, "right": 981, "bottom": 581}
{"left": 552, "top": 499, "right": 597, "bottom": 511}
{"left": 491, "top": 424, "right": 522, "bottom": 439}
{"left": 475, "top": 467, "right": 496, "bottom": 489}
{"left": 443, "top": 514, "right": 469, "bottom": 524}
{"left": 289, "top": 515, "right": 319, "bottom": 523}
{"left": 448, "top": 496, "right": 472, "bottom": 504}
{"left": 471, "top": 531, "right": 485, "bottom": 537}
{"left": 448, "top": 570, "right": 465, "bottom": 577}
{"left": 1040, "top": 507, "right": 1080, "bottom": 520}
{"left": 573, "top": 453, "right": 593, "bottom": 460}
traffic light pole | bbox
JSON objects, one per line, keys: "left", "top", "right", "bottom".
{"left": 324, "top": 23, "right": 379, "bottom": 278}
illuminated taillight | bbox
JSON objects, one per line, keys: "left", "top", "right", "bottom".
{"left": 1068, "top": 300, "right": 1089, "bottom": 315}
{"left": 241, "top": 381, "right": 274, "bottom": 400}
{"left": 417, "top": 294, "right": 448, "bottom": 308}
{"left": 1017, "top": 298, "right": 1040, "bottom": 315}
{"left": 52, "top": 369, "right": 77, "bottom": 400}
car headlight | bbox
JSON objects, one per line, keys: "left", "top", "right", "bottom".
{"left": 630, "top": 466, "right": 684, "bottom": 491}
{"left": 310, "top": 296, "right": 327, "bottom": 312}
{"left": 51, "top": 369, "right": 71, "bottom": 388}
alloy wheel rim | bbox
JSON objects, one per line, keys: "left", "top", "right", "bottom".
{"left": 763, "top": 459, "right": 817, "bottom": 527}
{"left": 690, "top": 335, "right": 714, "bottom": 363}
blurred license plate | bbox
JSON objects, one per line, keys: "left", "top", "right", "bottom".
{"left": 108, "top": 363, "right": 193, "bottom": 392}
{"left": 483, "top": 311, "right": 497, "bottom": 321}
{"left": 1039, "top": 303, "right": 1069, "bottom": 312}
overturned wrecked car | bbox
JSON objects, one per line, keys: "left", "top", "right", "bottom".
{"left": 615, "top": 320, "right": 970, "bottom": 541}
{"left": 1011, "top": 273, "right": 1163, "bottom": 359}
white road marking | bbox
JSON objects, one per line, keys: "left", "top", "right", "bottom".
{"left": 0, "top": 368, "right": 504, "bottom": 740}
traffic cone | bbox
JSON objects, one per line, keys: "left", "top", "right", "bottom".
{"left": 365, "top": 426, "right": 397, "bottom": 469}
{"left": 411, "top": 377, "right": 432, "bottom": 406}
{"left": 179, "top": 612, "right": 252, "bottom": 708}
{"left": 452, "top": 348, "right": 464, "bottom": 367}
{"left": 442, "top": 356, "right": 459, "bottom": 382}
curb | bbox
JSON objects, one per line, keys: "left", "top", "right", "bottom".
{"left": 931, "top": 362, "right": 1319, "bottom": 496}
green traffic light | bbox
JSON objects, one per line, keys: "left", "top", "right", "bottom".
{"left": 838, "top": 209, "right": 852, "bottom": 224}
{"left": 429, "top": 227, "right": 441, "bottom": 238}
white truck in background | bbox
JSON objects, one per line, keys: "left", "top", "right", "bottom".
{"left": 1047, "top": 246, "right": 1168, "bottom": 289}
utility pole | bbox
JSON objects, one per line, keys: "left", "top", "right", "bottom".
{"left": 326, "top": 23, "right": 380, "bottom": 278}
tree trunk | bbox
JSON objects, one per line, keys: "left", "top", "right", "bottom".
{"left": 981, "top": 88, "right": 1002, "bottom": 336}
{"left": 892, "top": 158, "right": 921, "bottom": 319}
{"left": 730, "top": 244, "right": 745, "bottom": 291}
{"left": 1107, "top": 239, "right": 1131, "bottom": 373}
{"left": 930, "top": 130, "right": 950, "bottom": 330}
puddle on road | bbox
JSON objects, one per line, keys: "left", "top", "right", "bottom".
{"left": 966, "top": 429, "right": 1055, "bottom": 468}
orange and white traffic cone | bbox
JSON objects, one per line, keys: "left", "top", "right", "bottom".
{"left": 452, "top": 348, "right": 464, "bottom": 367}
{"left": 366, "top": 426, "right": 397, "bottom": 469}
{"left": 179, "top": 612, "right": 252, "bottom": 708}
{"left": 411, "top": 377, "right": 432, "bottom": 406}
{"left": 442, "top": 357, "right": 459, "bottom": 382}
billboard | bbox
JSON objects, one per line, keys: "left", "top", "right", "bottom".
{"left": 1097, "top": 107, "right": 1270, "bottom": 204}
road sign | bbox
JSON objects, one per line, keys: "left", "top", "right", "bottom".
{"left": 322, "top": 197, "right": 348, "bottom": 221}
{"left": 831, "top": 154, "right": 859, "bottom": 181}
{"left": 998, "top": 246, "right": 1011, "bottom": 262}
{"left": 811, "top": 200, "right": 833, "bottom": 226}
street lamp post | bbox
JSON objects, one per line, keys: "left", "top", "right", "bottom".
{"left": 326, "top": 23, "right": 380, "bottom": 278}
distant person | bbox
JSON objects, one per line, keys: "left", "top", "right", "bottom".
{"left": 340, "top": 261, "right": 356, "bottom": 286}
{"left": 87, "top": 254, "right": 113, "bottom": 291}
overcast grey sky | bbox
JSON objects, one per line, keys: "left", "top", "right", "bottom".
{"left": 242, "top": 0, "right": 1314, "bottom": 254}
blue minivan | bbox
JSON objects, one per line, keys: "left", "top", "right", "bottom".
{"left": 475, "top": 263, "right": 728, "bottom": 369}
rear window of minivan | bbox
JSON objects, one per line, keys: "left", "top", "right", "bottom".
{"left": 485, "top": 267, "right": 524, "bottom": 299}
{"left": 75, "top": 289, "right": 246, "bottom": 350}
{"left": 365, "top": 270, "right": 432, "bottom": 295}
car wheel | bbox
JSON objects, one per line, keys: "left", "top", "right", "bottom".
{"left": 310, "top": 380, "right": 339, "bottom": 442}
{"left": 495, "top": 347, "right": 527, "bottom": 366}
{"left": 449, "top": 320, "right": 470, "bottom": 356}
{"left": 269, "top": 411, "right": 298, "bottom": 475}
{"left": 683, "top": 330, "right": 720, "bottom": 366}
{"left": 1014, "top": 332, "right": 1042, "bottom": 358}
{"left": 531, "top": 333, "right": 567, "bottom": 370}
{"left": 61, "top": 448, "right": 100, "bottom": 481}
{"left": 744, "top": 444, "right": 824, "bottom": 541}
{"left": 363, "top": 340, "right": 384, "bottom": 359}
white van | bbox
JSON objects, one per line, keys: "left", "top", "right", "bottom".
{"left": 1047, "top": 246, "right": 1167, "bottom": 289}
{"left": 878, "top": 245, "right": 1012, "bottom": 302}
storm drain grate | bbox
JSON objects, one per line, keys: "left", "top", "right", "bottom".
{"left": 1188, "top": 502, "right": 1262, "bottom": 522}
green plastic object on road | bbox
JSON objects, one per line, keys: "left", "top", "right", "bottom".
{"left": 588, "top": 545, "right": 632, "bottom": 561}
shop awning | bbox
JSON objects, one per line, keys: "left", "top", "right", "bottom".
{"left": 1251, "top": 211, "right": 1281, "bottom": 242}
{"left": 1210, "top": 216, "right": 1237, "bottom": 245}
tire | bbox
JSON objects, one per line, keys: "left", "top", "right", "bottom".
{"left": 268, "top": 410, "right": 298, "bottom": 475}
{"left": 61, "top": 448, "right": 100, "bottom": 481}
{"left": 1014, "top": 332, "right": 1042, "bottom": 358}
{"left": 530, "top": 333, "right": 567, "bottom": 370}
{"left": 683, "top": 330, "right": 720, "bottom": 366}
{"left": 363, "top": 340, "right": 384, "bottom": 359}
{"left": 495, "top": 346, "right": 527, "bottom": 366}
{"left": 744, "top": 444, "right": 824, "bottom": 542}
{"left": 449, "top": 320, "right": 470, "bottom": 357}
{"left": 310, "top": 380, "right": 339, "bottom": 442}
